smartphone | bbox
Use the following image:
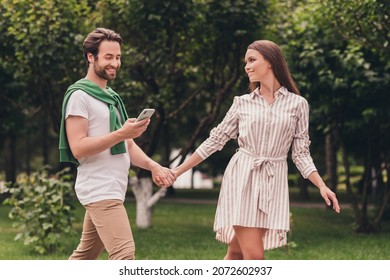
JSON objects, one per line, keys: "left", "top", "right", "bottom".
{"left": 136, "top": 108, "right": 155, "bottom": 122}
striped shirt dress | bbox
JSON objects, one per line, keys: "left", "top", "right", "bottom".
{"left": 195, "top": 86, "right": 317, "bottom": 250}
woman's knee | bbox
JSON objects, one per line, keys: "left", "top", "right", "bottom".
{"left": 224, "top": 250, "right": 243, "bottom": 260}
{"left": 243, "top": 250, "right": 264, "bottom": 260}
{"left": 225, "top": 238, "right": 243, "bottom": 260}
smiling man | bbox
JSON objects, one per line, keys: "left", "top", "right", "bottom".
{"left": 59, "top": 28, "right": 175, "bottom": 260}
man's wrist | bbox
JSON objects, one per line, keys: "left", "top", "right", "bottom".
{"left": 147, "top": 160, "right": 160, "bottom": 171}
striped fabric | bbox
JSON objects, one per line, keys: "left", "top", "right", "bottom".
{"left": 195, "top": 86, "right": 317, "bottom": 250}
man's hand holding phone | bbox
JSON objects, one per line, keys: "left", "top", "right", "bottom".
{"left": 117, "top": 109, "right": 155, "bottom": 140}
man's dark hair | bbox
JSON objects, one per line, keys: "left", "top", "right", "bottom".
{"left": 83, "top": 28, "right": 123, "bottom": 67}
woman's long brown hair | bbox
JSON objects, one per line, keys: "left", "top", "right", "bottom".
{"left": 247, "top": 40, "right": 300, "bottom": 95}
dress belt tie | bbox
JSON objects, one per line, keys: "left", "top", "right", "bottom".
{"left": 238, "top": 148, "right": 286, "bottom": 214}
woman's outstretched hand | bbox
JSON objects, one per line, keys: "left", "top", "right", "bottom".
{"left": 319, "top": 186, "right": 341, "bottom": 213}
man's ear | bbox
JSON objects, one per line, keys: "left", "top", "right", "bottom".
{"left": 87, "top": 53, "right": 95, "bottom": 64}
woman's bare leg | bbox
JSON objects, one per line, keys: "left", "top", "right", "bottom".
{"left": 233, "top": 226, "right": 265, "bottom": 260}
{"left": 224, "top": 234, "right": 243, "bottom": 260}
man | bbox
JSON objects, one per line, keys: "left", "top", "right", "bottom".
{"left": 59, "top": 28, "right": 175, "bottom": 260}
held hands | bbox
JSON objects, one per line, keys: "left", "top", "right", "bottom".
{"left": 152, "top": 166, "right": 185, "bottom": 188}
{"left": 154, "top": 166, "right": 183, "bottom": 188}
{"left": 319, "top": 186, "right": 341, "bottom": 213}
{"left": 151, "top": 164, "right": 177, "bottom": 189}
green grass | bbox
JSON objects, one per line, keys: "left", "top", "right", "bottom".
{"left": 1, "top": 193, "right": 389, "bottom": 260}
{"left": 267, "top": 207, "right": 390, "bottom": 260}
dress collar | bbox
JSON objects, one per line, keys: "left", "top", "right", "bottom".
{"left": 250, "top": 86, "right": 289, "bottom": 99}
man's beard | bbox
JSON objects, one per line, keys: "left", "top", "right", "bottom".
{"left": 94, "top": 63, "right": 117, "bottom": 81}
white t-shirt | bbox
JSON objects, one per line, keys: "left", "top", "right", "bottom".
{"left": 65, "top": 90, "right": 130, "bottom": 205}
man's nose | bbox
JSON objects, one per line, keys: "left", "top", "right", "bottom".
{"left": 111, "top": 59, "right": 120, "bottom": 68}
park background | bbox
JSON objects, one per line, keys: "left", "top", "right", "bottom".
{"left": 0, "top": 0, "right": 389, "bottom": 260}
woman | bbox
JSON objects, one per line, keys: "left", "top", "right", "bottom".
{"left": 169, "top": 40, "right": 340, "bottom": 260}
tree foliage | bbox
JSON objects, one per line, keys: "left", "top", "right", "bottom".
{"left": 0, "top": 0, "right": 388, "bottom": 232}
{"left": 0, "top": 0, "right": 91, "bottom": 178}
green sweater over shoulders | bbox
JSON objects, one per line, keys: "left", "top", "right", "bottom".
{"left": 58, "top": 78, "right": 129, "bottom": 165}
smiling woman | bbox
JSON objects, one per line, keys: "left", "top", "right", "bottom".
{"left": 171, "top": 39, "right": 340, "bottom": 260}
{"left": 244, "top": 49, "right": 272, "bottom": 86}
{"left": 245, "top": 40, "right": 300, "bottom": 96}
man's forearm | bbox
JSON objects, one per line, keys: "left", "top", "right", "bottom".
{"left": 127, "top": 139, "right": 159, "bottom": 170}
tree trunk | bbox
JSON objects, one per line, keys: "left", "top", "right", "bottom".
{"left": 26, "top": 132, "right": 31, "bottom": 176}
{"left": 4, "top": 134, "right": 17, "bottom": 183}
{"left": 42, "top": 110, "right": 49, "bottom": 166}
{"left": 298, "top": 176, "right": 310, "bottom": 200}
{"left": 340, "top": 140, "right": 369, "bottom": 231}
{"left": 325, "top": 132, "right": 337, "bottom": 192}
{"left": 374, "top": 164, "right": 390, "bottom": 229}
{"left": 131, "top": 177, "right": 166, "bottom": 228}
{"left": 360, "top": 140, "right": 373, "bottom": 231}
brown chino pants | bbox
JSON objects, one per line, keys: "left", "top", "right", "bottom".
{"left": 69, "top": 199, "right": 135, "bottom": 260}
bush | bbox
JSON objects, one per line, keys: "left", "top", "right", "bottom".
{"left": 3, "top": 167, "right": 76, "bottom": 254}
